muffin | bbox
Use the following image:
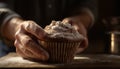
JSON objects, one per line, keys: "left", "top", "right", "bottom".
{"left": 41, "top": 20, "right": 84, "bottom": 63}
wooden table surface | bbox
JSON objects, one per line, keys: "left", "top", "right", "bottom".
{"left": 1, "top": 53, "right": 120, "bottom": 68}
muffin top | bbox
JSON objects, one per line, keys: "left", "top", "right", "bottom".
{"left": 44, "top": 20, "right": 84, "bottom": 41}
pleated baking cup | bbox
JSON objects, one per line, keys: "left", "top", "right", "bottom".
{"left": 42, "top": 41, "right": 81, "bottom": 63}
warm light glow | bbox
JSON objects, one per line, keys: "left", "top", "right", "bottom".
{"left": 0, "top": 57, "right": 35, "bottom": 64}
{"left": 111, "top": 33, "right": 115, "bottom": 53}
{"left": 111, "top": 33, "right": 118, "bottom": 54}
{"left": 74, "top": 56, "right": 90, "bottom": 60}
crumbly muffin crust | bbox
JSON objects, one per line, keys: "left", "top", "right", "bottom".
{"left": 44, "top": 20, "right": 84, "bottom": 41}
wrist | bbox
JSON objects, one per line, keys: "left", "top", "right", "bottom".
{"left": 9, "top": 17, "right": 24, "bottom": 38}
{"left": 0, "top": 8, "right": 23, "bottom": 46}
{"left": 1, "top": 17, "right": 24, "bottom": 40}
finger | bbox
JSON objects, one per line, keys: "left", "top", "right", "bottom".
{"left": 16, "top": 32, "right": 49, "bottom": 61}
{"left": 76, "top": 48, "right": 85, "bottom": 54}
{"left": 14, "top": 40, "right": 28, "bottom": 58}
{"left": 75, "top": 23, "right": 87, "bottom": 37}
{"left": 15, "top": 27, "right": 49, "bottom": 61}
{"left": 16, "top": 48, "right": 28, "bottom": 58}
{"left": 15, "top": 35, "right": 45, "bottom": 60}
{"left": 14, "top": 39, "right": 35, "bottom": 58}
{"left": 76, "top": 37, "right": 88, "bottom": 53}
{"left": 62, "top": 18, "right": 73, "bottom": 24}
{"left": 21, "top": 21, "right": 47, "bottom": 40}
{"left": 80, "top": 37, "right": 88, "bottom": 48}
{"left": 15, "top": 40, "right": 37, "bottom": 59}
{"left": 25, "top": 39, "right": 49, "bottom": 61}
{"left": 16, "top": 44, "right": 36, "bottom": 59}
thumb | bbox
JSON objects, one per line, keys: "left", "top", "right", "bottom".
{"left": 62, "top": 18, "right": 73, "bottom": 24}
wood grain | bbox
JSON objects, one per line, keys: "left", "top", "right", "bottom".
{"left": 1, "top": 53, "right": 120, "bottom": 68}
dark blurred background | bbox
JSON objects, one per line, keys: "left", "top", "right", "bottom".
{"left": 83, "top": 0, "right": 120, "bottom": 54}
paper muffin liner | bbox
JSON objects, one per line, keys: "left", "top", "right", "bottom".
{"left": 41, "top": 41, "right": 81, "bottom": 63}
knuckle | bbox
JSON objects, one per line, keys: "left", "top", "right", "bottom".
{"left": 24, "top": 38, "right": 33, "bottom": 47}
{"left": 15, "top": 32, "right": 20, "bottom": 39}
{"left": 14, "top": 39, "right": 21, "bottom": 48}
{"left": 15, "top": 28, "right": 23, "bottom": 39}
{"left": 15, "top": 28, "right": 21, "bottom": 36}
{"left": 23, "top": 21, "right": 34, "bottom": 31}
{"left": 14, "top": 40, "right": 18, "bottom": 47}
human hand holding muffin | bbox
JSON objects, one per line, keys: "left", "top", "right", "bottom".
{"left": 11, "top": 15, "right": 89, "bottom": 63}
{"left": 62, "top": 17, "right": 88, "bottom": 53}
{"left": 13, "top": 18, "right": 49, "bottom": 61}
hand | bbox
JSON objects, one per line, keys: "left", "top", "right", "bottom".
{"left": 14, "top": 20, "right": 49, "bottom": 61}
{"left": 62, "top": 17, "right": 88, "bottom": 53}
